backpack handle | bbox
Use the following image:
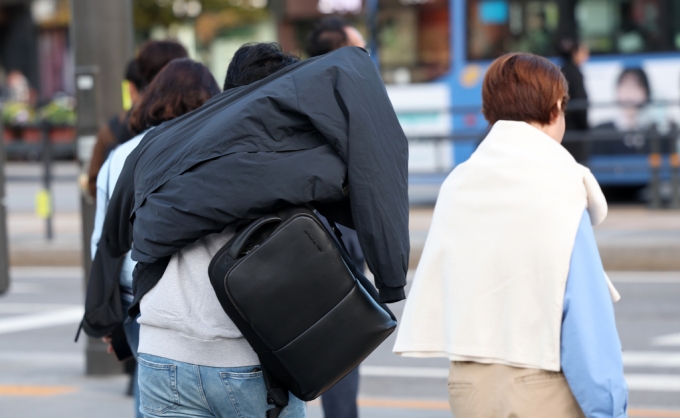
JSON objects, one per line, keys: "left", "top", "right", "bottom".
{"left": 227, "top": 215, "right": 282, "bottom": 259}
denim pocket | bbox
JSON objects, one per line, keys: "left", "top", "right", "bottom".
{"left": 220, "top": 368, "right": 268, "bottom": 418}
{"left": 138, "top": 356, "right": 180, "bottom": 415}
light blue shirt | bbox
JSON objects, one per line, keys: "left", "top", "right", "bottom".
{"left": 91, "top": 131, "right": 147, "bottom": 300}
{"left": 561, "top": 210, "right": 628, "bottom": 417}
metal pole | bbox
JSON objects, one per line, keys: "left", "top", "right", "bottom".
{"left": 71, "top": 0, "right": 133, "bottom": 376}
{"left": 0, "top": 117, "right": 10, "bottom": 295}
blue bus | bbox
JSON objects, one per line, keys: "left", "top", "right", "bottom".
{"left": 374, "top": 0, "right": 680, "bottom": 189}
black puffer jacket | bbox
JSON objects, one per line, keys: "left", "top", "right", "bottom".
{"left": 97, "top": 47, "right": 409, "bottom": 324}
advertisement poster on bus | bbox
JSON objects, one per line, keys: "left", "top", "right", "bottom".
{"left": 584, "top": 58, "right": 680, "bottom": 141}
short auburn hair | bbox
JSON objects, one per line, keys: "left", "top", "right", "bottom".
{"left": 482, "top": 52, "right": 569, "bottom": 125}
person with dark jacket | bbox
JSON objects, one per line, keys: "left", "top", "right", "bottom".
{"left": 82, "top": 43, "right": 408, "bottom": 417}
{"left": 307, "top": 17, "right": 368, "bottom": 418}
{"left": 124, "top": 44, "right": 304, "bottom": 418}
{"left": 87, "top": 40, "right": 188, "bottom": 198}
{"left": 560, "top": 38, "right": 590, "bottom": 162}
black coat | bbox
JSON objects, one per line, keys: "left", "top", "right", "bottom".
{"left": 90, "top": 48, "right": 409, "bottom": 334}
{"left": 562, "top": 60, "right": 588, "bottom": 131}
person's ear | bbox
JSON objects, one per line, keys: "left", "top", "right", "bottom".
{"left": 551, "top": 99, "right": 563, "bottom": 124}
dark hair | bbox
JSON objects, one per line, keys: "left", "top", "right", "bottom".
{"left": 136, "top": 40, "right": 188, "bottom": 89}
{"left": 482, "top": 52, "right": 569, "bottom": 125}
{"left": 129, "top": 59, "right": 220, "bottom": 134}
{"left": 124, "top": 59, "right": 144, "bottom": 91}
{"left": 223, "top": 43, "right": 300, "bottom": 91}
{"left": 617, "top": 68, "right": 651, "bottom": 102}
{"left": 557, "top": 37, "right": 578, "bottom": 60}
{"left": 306, "top": 16, "right": 348, "bottom": 57}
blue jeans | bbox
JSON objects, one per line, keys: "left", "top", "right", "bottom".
{"left": 138, "top": 354, "right": 306, "bottom": 418}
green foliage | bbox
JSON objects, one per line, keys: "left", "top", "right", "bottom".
{"left": 40, "top": 96, "right": 76, "bottom": 126}
{"left": 1, "top": 102, "right": 36, "bottom": 126}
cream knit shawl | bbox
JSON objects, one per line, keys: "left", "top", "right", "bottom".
{"left": 393, "top": 121, "right": 609, "bottom": 371}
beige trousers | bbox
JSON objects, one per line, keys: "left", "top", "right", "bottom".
{"left": 447, "top": 362, "right": 585, "bottom": 418}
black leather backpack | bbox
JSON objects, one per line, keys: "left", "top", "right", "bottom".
{"left": 208, "top": 206, "right": 397, "bottom": 417}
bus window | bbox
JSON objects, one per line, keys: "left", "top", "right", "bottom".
{"left": 378, "top": 0, "right": 450, "bottom": 84}
{"left": 577, "top": 0, "right": 674, "bottom": 54}
{"left": 467, "top": 0, "right": 678, "bottom": 60}
{"left": 467, "top": 0, "right": 559, "bottom": 61}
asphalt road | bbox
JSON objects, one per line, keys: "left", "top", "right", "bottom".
{"left": 0, "top": 268, "right": 679, "bottom": 418}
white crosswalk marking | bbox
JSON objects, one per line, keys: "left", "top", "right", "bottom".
{"left": 0, "top": 307, "right": 84, "bottom": 335}
{"left": 625, "top": 374, "right": 680, "bottom": 392}
{"left": 623, "top": 351, "right": 680, "bottom": 367}
{"left": 653, "top": 333, "right": 680, "bottom": 347}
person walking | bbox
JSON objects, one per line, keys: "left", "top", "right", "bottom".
{"left": 134, "top": 44, "right": 305, "bottom": 418}
{"left": 94, "top": 43, "right": 408, "bottom": 418}
{"left": 87, "top": 40, "right": 188, "bottom": 199}
{"left": 394, "top": 52, "right": 628, "bottom": 418}
{"left": 560, "top": 38, "right": 590, "bottom": 163}
{"left": 89, "top": 58, "right": 220, "bottom": 418}
{"left": 305, "top": 17, "right": 368, "bottom": 418}
{"left": 306, "top": 16, "right": 366, "bottom": 58}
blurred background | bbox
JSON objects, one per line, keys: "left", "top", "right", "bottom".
{"left": 2, "top": 0, "right": 680, "bottom": 417}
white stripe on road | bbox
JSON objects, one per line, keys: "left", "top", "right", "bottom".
{"left": 653, "top": 333, "right": 680, "bottom": 347}
{"left": 0, "top": 303, "right": 80, "bottom": 314}
{"left": 626, "top": 374, "right": 680, "bottom": 392}
{"left": 606, "top": 271, "right": 680, "bottom": 283}
{"left": 361, "top": 366, "right": 448, "bottom": 379}
{"left": 623, "top": 351, "right": 680, "bottom": 367}
{"left": 0, "top": 307, "right": 83, "bottom": 335}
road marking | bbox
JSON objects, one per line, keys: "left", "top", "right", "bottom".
{"left": 6, "top": 283, "right": 47, "bottom": 294}
{"left": 626, "top": 374, "right": 680, "bottom": 392}
{"left": 358, "top": 398, "right": 449, "bottom": 410}
{"left": 9, "top": 266, "right": 82, "bottom": 280}
{"left": 0, "top": 385, "right": 78, "bottom": 396}
{"left": 0, "top": 303, "right": 80, "bottom": 314}
{"left": 0, "top": 351, "right": 82, "bottom": 366}
{"left": 0, "top": 307, "right": 83, "bottom": 335}
{"left": 360, "top": 365, "right": 448, "bottom": 379}
{"left": 654, "top": 333, "right": 680, "bottom": 347}
{"left": 629, "top": 409, "right": 680, "bottom": 417}
{"left": 623, "top": 352, "right": 680, "bottom": 367}
{"left": 607, "top": 272, "right": 680, "bottom": 283}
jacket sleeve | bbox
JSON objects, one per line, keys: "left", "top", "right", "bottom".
{"left": 561, "top": 210, "right": 628, "bottom": 418}
{"left": 293, "top": 47, "right": 410, "bottom": 302}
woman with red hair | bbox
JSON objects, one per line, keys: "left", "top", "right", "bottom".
{"left": 394, "top": 53, "right": 628, "bottom": 418}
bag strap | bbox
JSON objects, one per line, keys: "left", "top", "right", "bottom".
{"left": 262, "top": 364, "right": 288, "bottom": 418}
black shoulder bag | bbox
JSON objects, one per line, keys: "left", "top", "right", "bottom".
{"left": 208, "top": 206, "right": 397, "bottom": 418}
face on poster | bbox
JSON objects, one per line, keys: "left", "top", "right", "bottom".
{"left": 583, "top": 58, "right": 680, "bottom": 133}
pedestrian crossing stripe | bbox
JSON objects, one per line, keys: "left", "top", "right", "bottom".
{"left": 0, "top": 385, "right": 78, "bottom": 396}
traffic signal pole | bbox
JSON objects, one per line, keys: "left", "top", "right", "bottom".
{"left": 70, "top": 0, "right": 134, "bottom": 375}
